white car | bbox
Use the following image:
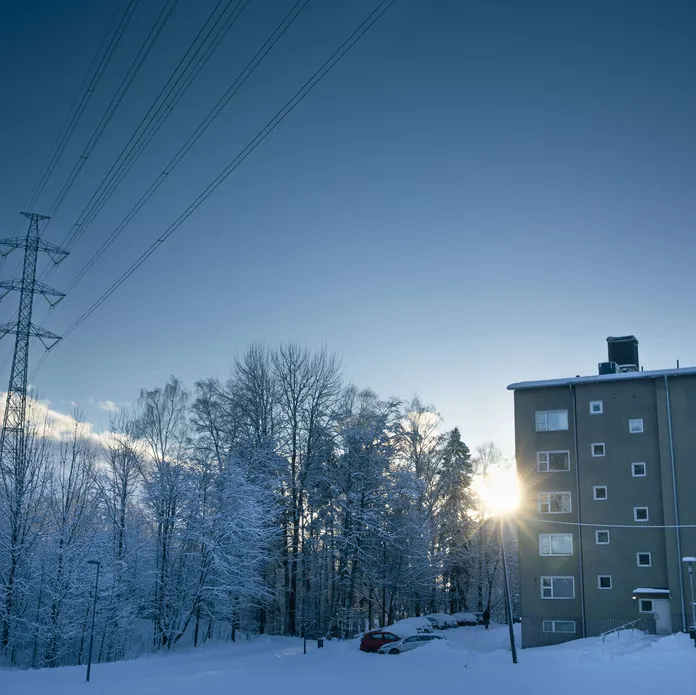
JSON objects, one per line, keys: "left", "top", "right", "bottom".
{"left": 378, "top": 633, "right": 445, "bottom": 654}
{"left": 425, "top": 613, "right": 456, "bottom": 629}
{"left": 392, "top": 617, "right": 434, "bottom": 634}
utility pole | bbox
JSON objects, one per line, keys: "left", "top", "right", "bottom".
{"left": 0, "top": 212, "right": 68, "bottom": 650}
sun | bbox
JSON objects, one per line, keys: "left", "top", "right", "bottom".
{"left": 473, "top": 466, "right": 519, "bottom": 516}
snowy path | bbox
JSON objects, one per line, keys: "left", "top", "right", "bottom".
{"left": 3, "top": 624, "right": 695, "bottom": 695}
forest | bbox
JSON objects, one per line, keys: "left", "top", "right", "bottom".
{"left": 0, "top": 344, "right": 516, "bottom": 668}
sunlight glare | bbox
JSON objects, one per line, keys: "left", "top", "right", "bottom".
{"left": 474, "top": 466, "right": 519, "bottom": 516}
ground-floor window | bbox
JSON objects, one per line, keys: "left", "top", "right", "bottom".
{"left": 639, "top": 599, "right": 653, "bottom": 613}
{"left": 542, "top": 620, "right": 576, "bottom": 633}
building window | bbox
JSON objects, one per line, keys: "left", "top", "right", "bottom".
{"left": 538, "top": 492, "right": 572, "bottom": 514}
{"left": 539, "top": 534, "right": 573, "bottom": 556}
{"left": 595, "top": 530, "right": 610, "bottom": 545}
{"left": 542, "top": 620, "right": 576, "bottom": 633}
{"left": 637, "top": 552, "right": 652, "bottom": 567}
{"left": 629, "top": 419, "right": 644, "bottom": 434}
{"left": 639, "top": 599, "right": 653, "bottom": 613}
{"left": 541, "top": 576, "right": 575, "bottom": 599}
{"left": 536, "top": 410, "right": 569, "bottom": 432}
{"left": 591, "top": 442, "right": 606, "bottom": 457}
{"left": 537, "top": 451, "right": 570, "bottom": 472}
{"left": 632, "top": 462, "right": 646, "bottom": 477}
{"left": 593, "top": 486, "right": 608, "bottom": 500}
{"left": 634, "top": 507, "right": 649, "bottom": 522}
{"left": 589, "top": 400, "right": 603, "bottom": 415}
{"left": 598, "top": 575, "right": 612, "bottom": 590}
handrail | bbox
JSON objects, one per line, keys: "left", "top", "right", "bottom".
{"left": 600, "top": 619, "right": 644, "bottom": 642}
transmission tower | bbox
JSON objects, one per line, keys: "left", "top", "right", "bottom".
{"left": 0, "top": 212, "right": 68, "bottom": 477}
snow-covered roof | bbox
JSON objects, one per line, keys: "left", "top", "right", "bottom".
{"left": 632, "top": 588, "right": 670, "bottom": 595}
{"left": 507, "top": 366, "right": 696, "bottom": 391}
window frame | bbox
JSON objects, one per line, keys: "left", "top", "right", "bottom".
{"left": 591, "top": 442, "right": 606, "bottom": 457}
{"left": 634, "top": 507, "right": 649, "bottom": 522}
{"left": 540, "top": 576, "right": 575, "bottom": 600}
{"left": 593, "top": 485, "right": 608, "bottom": 501}
{"left": 636, "top": 552, "right": 652, "bottom": 567}
{"left": 538, "top": 491, "right": 572, "bottom": 515}
{"left": 589, "top": 400, "right": 603, "bottom": 415}
{"left": 542, "top": 620, "right": 576, "bottom": 634}
{"left": 595, "top": 530, "right": 610, "bottom": 545}
{"left": 631, "top": 462, "right": 647, "bottom": 477}
{"left": 598, "top": 575, "right": 612, "bottom": 590}
{"left": 535, "top": 410, "right": 569, "bottom": 432}
{"left": 537, "top": 450, "right": 571, "bottom": 473}
{"left": 539, "top": 533, "right": 574, "bottom": 557}
{"left": 629, "top": 418, "right": 644, "bottom": 434}
{"left": 639, "top": 599, "right": 653, "bottom": 613}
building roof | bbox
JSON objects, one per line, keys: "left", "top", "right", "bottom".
{"left": 507, "top": 366, "right": 696, "bottom": 391}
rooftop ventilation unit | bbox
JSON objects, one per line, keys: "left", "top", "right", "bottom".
{"left": 606, "top": 336, "right": 639, "bottom": 373}
{"left": 598, "top": 361, "right": 619, "bottom": 375}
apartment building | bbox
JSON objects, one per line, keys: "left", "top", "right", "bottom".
{"left": 509, "top": 336, "right": 696, "bottom": 648}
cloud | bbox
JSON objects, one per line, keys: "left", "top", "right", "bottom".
{"left": 99, "top": 400, "right": 119, "bottom": 413}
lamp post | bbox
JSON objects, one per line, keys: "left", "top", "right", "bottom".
{"left": 683, "top": 557, "right": 696, "bottom": 641}
{"left": 86, "top": 560, "right": 101, "bottom": 682}
{"left": 499, "top": 517, "right": 518, "bottom": 664}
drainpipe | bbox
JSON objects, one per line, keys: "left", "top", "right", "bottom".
{"left": 569, "top": 385, "right": 587, "bottom": 637}
{"left": 664, "top": 375, "right": 686, "bottom": 631}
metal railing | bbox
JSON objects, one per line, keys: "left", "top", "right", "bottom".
{"left": 600, "top": 619, "right": 643, "bottom": 642}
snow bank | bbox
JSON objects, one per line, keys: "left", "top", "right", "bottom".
{"left": 3, "top": 624, "right": 694, "bottom": 695}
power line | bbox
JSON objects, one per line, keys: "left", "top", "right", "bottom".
{"left": 0, "top": 0, "right": 138, "bottom": 306}
{"left": 24, "top": 0, "right": 256, "bottom": 360}
{"left": 23, "top": 0, "right": 141, "bottom": 221}
{"left": 31, "top": 0, "right": 397, "bottom": 379}
{"left": 47, "top": 0, "right": 181, "bottom": 219}
{"left": 522, "top": 517, "right": 696, "bottom": 529}
{"left": 59, "top": 0, "right": 251, "bottom": 255}
{"left": 64, "top": 0, "right": 309, "bottom": 295}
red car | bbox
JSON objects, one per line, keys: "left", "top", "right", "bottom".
{"left": 359, "top": 629, "right": 402, "bottom": 653}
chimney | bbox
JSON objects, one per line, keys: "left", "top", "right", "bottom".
{"left": 606, "top": 336, "right": 639, "bottom": 373}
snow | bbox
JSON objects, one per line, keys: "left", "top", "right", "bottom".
{"left": 3, "top": 623, "right": 694, "bottom": 695}
{"left": 507, "top": 365, "right": 696, "bottom": 391}
{"left": 633, "top": 588, "right": 671, "bottom": 594}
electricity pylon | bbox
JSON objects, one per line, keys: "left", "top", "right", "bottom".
{"left": 0, "top": 211, "right": 68, "bottom": 491}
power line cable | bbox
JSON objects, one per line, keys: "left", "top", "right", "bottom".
{"left": 25, "top": 0, "right": 256, "bottom": 355}
{"left": 65, "top": 0, "right": 309, "bottom": 295}
{"left": 0, "top": 0, "right": 139, "bottom": 300}
{"left": 47, "top": 0, "right": 181, "bottom": 219}
{"left": 25, "top": 0, "right": 141, "bottom": 221}
{"left": 59, "top": 0, "right": 250, "bottom": 255}
{"left": 31, "top": 0, "right": 397, "bottom": 379}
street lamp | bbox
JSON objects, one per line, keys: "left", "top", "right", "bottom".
{"left": 683, "top": 557, "right": 696, "bottom": 642}
{"left": 86, "top": 560, "right": 101, "bottom": 682}
{"left": 499, "top": 518, "right": 518, "bottom": 664}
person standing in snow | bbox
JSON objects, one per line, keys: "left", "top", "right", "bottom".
{"left": 482, "top": 608, "right": 490, "bottom": 630}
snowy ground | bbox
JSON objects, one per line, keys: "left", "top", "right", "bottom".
{"left": 3, "top": 624, "right": 695, "bottom": 695}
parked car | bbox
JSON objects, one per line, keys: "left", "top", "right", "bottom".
{"left": 360, "top": 619, "right": 433, "bottom": 652}
{"left": 452, "top": 612, "right": 478, "bottom": 627}
{"left": 360, "top": 629, "right": 404, "bottom": 653}
{"left": 392, "top": 617, "right": 434, "bottom": 634}
{"left": 378, "top": 633, "right": 445, "bottom": 655}
{"left": 425, "top": 613, "right": 457, "bottom": 629}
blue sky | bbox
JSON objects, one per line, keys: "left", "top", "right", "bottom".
{"left": 0, "top": 0, "right": 694, "bottom": 456}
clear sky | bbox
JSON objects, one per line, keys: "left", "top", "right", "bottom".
{"left": 0, "top": 0, "right": 695, "bottom": 456}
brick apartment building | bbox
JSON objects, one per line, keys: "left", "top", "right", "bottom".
{"left": 509, "top": 336, "right": 696, "bottom": 647}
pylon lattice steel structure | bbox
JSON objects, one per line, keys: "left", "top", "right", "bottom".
{"left": 0, "top": 212, "right": 68, "bottom": 480}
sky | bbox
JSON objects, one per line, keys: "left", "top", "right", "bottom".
{"left": 0, "top": 0, "right": 694, "bottom": 457}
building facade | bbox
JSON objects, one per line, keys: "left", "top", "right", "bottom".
{"left": 509, "top": 337, "right": 696, "bottom": 648}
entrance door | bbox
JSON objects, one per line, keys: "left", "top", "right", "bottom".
{"left": 651, "top": 599, "right": 672, "bottom": 635}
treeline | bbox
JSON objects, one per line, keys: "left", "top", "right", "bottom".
{"left": 0, "top": 344, "right": 515, "bottom": 668}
